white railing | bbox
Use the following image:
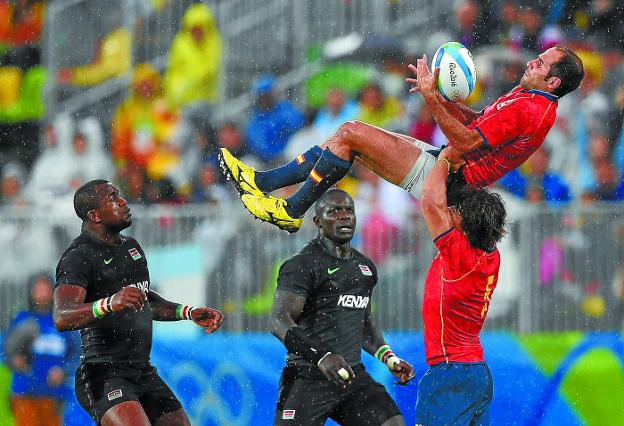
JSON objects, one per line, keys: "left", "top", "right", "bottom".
{"left": 0, "top": 200, "right": 622, "bottom": 333}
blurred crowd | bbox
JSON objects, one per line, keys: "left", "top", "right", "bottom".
{"left": 1, "top": 0, "right": 623, "bottom": 219}
{"left": 1, "top": 3, "right": 624, "bottom": 422}
{"left": 0, "top": 0, "right": 622, "bottom": 239}
{"left": 0, "top": 1, "right": 621, "bottom": 287}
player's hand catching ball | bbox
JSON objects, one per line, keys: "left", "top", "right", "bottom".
{"left": 406, "top": 55, "right": 440, "bottom": 100}
{"left": 318, "top": 353, "right": 354, "bottom": 387}
{"left": 112, "top": 286, "right": 148, "bottom": 313}
{"left": 191, "top": 307, "right": 224, "bottom": 333}
{"left": 388, "top": 358, "right": 415, "bottom": 386}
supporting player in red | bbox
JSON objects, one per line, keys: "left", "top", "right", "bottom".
{"left": 415, "top": 149, "right": 507, "bottom": 425}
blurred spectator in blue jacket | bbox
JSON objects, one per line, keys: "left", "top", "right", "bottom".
{"left": 583, "top": 158, "right": 624, "bottom": 202}
{"left": 498, "top": 147, "right": 572, "bottom": 206}
{"left": 4, "top": 274, "right": 78, "bottom": 426}
{"left": 246, "top": 75, "right": 304, "bottom": 165}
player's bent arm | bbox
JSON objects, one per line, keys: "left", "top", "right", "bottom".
{"left": 269, "top": 289, "right": 306, "bottom": 342}
{"left": 436, "top": 93, "right": 482, "bottom": 125}
{"left": 423, "top": 91, "right": 484, "bottom": 156}
{"left": 53, "top": 285, "right": 99, "bottom": 331}
{"left": 421, "top": 156, "right": 453, "bottom": 239}
{"left": 362, "top": 306, "right": 387, "bottom": 357}
{"left": 54, "top": 284, "right": 146, "bottom": 331}
{"left": 270, "top": 289, "right": 334, "bottom": 364}
{"left": 362, "top": 305, "right": 415, "bottom": 384}
{"left": 148, "top": 290, "right": 179, "bottom": 321}
{"left": 271, "top": 289, "right": 354, "bottom": 384}
{"left": 149, "top": 291, "right": 224, "bottom": 332}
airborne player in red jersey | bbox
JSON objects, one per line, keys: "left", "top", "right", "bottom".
{"left": 219, "top": 46, "right": 583, "bottom": 233}
{"left": 415, "top": 148, "right": 507, "bottom": 425}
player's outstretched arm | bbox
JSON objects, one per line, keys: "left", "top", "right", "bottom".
{"left": 270, "top": 289, "right": 354, "bottom": 386}
{"left": 148, "top": 291, "right": 223, "bottom": 333}
{"left": 421, "top": 150, "right": 453, "bottom": 240}
{"left": 362, "top": 304, "right": 414, "bottom": 385}
{"left": 53, "top": 285, "right": 147, "bottom": 331}
{"left": 408, "top": 58, "right": 484, "bottom": 156}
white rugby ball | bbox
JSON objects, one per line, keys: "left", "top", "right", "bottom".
{"left": 431, "top": 42, "right": 477, "bottom": 102}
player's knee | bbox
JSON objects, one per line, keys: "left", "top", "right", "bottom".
{"left": 334, "top": 120, "right": 366, "bottom": 147}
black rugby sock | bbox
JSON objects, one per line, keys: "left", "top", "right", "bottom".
{"left": 285, "top": 149, "right": 353, "bottom": 218}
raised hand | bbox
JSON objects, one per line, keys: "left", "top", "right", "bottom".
{"left": 407, "top": 56, "right": 440, "bottom": 100}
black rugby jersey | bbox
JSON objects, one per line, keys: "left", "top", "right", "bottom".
{"left": 277, "top": 238, "right": 378, "bottom": 367}
{"left": 55, "top": 230, "right": 152, "bottom": 364}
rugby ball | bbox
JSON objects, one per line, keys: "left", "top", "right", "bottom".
{"left": 431, "top": 42, "right": 476, "bottom": 102}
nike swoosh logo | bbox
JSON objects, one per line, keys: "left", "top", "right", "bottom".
{"left": 104, "top": 258, "right": 113, "bottom": 265}
{"left": 328, "top": 267, "right": 340, "bottom": 275}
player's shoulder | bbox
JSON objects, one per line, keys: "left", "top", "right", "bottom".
{"left": 510, "top": 88, "right": 558, "bottom": 108}
{"left": 281, "top": 239, "right": 348, "bottom": 277}
{"left": 59, "top": 233, "right": 95, "bottom": 261}
{"left": 121, "top": 234, "right": 141, "bottom": 248}
{"left": 351, "top": 247, "right": 375, "bottom": 267}
{"left": 350, "top": 248, "right": 378, "bottom": 277}
{"left": 282, "top": 240, "right": 322, "bottom": 267}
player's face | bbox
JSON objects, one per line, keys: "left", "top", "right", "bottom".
{"left": 317, "top": 196, "right": 356, "bottom": 244}
{"left": 520, "top": 48, "right": 564, "bottom": 92}
{"left": 95, "top": 183, "right": 132, "bottom": 231}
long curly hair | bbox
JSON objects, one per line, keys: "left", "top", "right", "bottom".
{"left": 454, "top": 187, "right": 507, "bottom": 251}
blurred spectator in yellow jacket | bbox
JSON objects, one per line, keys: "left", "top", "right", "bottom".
{"left": 357, "top": 83, "right": 403, "bottom": 128}
{"left": 164, "top": 3, "right": 222, "bottom": 108}
{"left": 165, "top": 3, "right": 221, "bottom": 150}
{"left": 57, "top": 27, "right": 131, "bottom": 86}
{"left": 111, "top": 64, "right": 179, "bottom": 180}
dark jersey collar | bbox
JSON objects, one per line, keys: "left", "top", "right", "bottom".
{"left": 80, "top": 228, "right": 127, "bottom": 246}
{"left": 523, "top": 89, "right": 559, "bottom": 102}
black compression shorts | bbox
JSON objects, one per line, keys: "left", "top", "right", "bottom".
{"left": 74, "top": 362, "right": 182, "bottom": 425}
{"left": 274, "top": 364, "right": 401, "bottom": 426}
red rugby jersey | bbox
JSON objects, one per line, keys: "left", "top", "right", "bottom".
{"left": 422, "top": 228, "right": 500, "bottom": 365}
{"left": 461, "top": 87, "right": 558, "bottom": 187}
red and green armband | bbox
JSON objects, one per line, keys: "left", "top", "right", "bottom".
{"left": 176, "top": 304, "right": 196, "bottom": 320}
{"left": 92, "top": 296, "right": 115, "bottom": 318}
{"left": 375, "top": 344, "right": 401, "bottom": 370}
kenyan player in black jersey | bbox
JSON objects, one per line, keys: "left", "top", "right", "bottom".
{"left": 53, "top": 180, "right": 224, "bottom": 426}
{"left": 270, "top": 189, "right": 414, "bottom": 426}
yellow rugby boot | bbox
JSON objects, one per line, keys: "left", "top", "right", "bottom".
{"left": 241, "top": 194, "right": 302, "bottom": 233}
{"left": 218, "top": 148, "right": 264, "bottom": 197}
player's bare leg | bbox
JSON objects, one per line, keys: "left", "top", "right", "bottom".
{"left": 154, "top": 408, "right": 192, "bottom": 426}
{"left": 101, "top": 401, "right": 150, "bottom": 426}
{"left": 232, "top": 120, "right": 434, "bottom": 232}
{"left": 319, "top": 120, "right": 427, "bottom": 185}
